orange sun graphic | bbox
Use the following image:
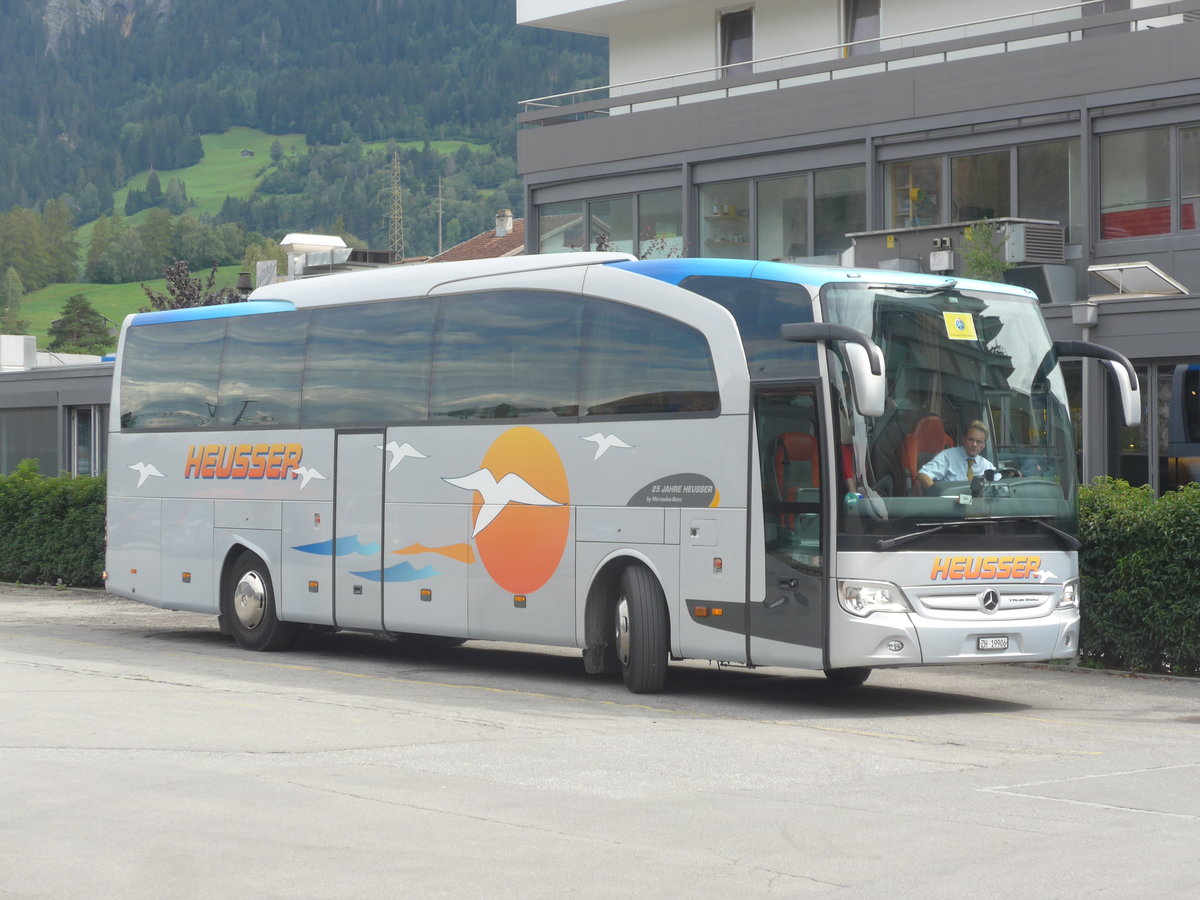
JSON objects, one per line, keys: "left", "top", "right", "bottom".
{"left": 468, "top": 427, "right": 570, "bottom": 595}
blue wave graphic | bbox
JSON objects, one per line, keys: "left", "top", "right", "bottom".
{"left": 292, "top": 535, "right": 382, "bottom": 557}
{"left": 352, "top": 561, "right": 441, "bottom": 583}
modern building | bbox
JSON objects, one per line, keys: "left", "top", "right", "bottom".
{"left": 515, "top": 0, "right": 1200, "bottom": 492}
{"left": 0, "top": 336, "right": 110, "bottom": 477}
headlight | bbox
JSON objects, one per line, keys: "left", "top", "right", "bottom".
{"left": 838, "top": 580, "right": 912, "bottom": 617}
{"left": 1057, "top": 579, "right": 1079, "bottom": 609}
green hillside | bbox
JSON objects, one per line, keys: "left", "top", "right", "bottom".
{"left": 117, "top": 128, "right": 308, "bottom": 219}
{"left": 21, "top": 267, "right": 245, "bottom": 349}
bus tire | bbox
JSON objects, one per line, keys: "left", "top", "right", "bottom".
{"left": 225, "top": 551, "right": 298, "bottom": 652}
{"left": 823, "top": 666, "right": 871, "bottom": 687}
{"left": 615, "top": 564, "right": 669, "bottom": 694}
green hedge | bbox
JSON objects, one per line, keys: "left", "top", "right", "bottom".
{"left": 1078, "top": 477, "right": 1200, "bottom": 676}
{"left": 0, "top": 460, "right": 106, "bottom": 587}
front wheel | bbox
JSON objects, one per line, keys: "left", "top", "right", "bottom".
{"left": 614, "top": 564, "right": 669, "bottom": 694}
{"left": 224, "top": 551, "right": 299, "bottom": 651}
{"left": 823, "top": 666, "right": 871, "bottom": 687}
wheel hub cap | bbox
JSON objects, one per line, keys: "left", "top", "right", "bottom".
{"left": 615, "top": 597, "right": 631, "bottom": 667}
{"left": 233, "top": 571, "right": 266, "bottom": 630}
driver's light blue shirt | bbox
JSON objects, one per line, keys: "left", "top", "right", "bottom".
{"left": 919, "top": 445, "right": 994, "bottom": 483}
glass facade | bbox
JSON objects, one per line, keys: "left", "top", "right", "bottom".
{"left": 756, "top": 175, "right": 806, "bottom": 262}
{"left": 1100, "top": 128, "right": 1172, "bottom": 238}
{"left": 952, "top": 151, "right": 1010, "bottom": 222}
{"left": 885, "top": 157, "right": 942, "bottom": 229}
{"left": 1181, "top": 126, "right": 1200, "bottom": 233}
{"left": 539, "top": 191, "right": 681, "bottom": 258}
{"left": 1018, "top": 139, "right": 1081, "bottom": 242}
{"left": 1, "top": 408, "right": 57, "bottom": 475}
{"left": 699, "top": 167, "right": 865, "bottom": 262}
{"left": 699, "top": 181, "right": 752, "bottom": 259}
{"left": 70, "top": 406, "right": 107, "bottom": 477}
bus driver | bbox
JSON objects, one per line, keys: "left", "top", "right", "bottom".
{"left": 917, "top": 419, "right": 994, "bottom": 488}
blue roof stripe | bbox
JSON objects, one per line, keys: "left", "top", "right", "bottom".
{"left": 609, "top": 257, "right": 1035, "bottom": 298}
{"left": 126, "top": 300, "right": 296, "bottom": 327}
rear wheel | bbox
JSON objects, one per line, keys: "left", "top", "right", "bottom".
{"left": 614, "top": 564, "right": 669, "bottom": 694}
{"left": 225, "top": 551, "right": 298, "bottom": 651}
{"left": 823, "top": 666, "right": 871, "bottom": 687}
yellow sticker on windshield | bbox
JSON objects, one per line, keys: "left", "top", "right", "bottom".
{"left": 943, "top": 311, "right": 977, "bottom": 341}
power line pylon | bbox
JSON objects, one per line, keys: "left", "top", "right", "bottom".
{"left": 387, "top": 151, "right": 405, "bottom": 261}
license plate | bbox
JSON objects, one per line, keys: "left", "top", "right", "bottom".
{"left": 977, "top": 636, "right": 1009, "bottom": 651}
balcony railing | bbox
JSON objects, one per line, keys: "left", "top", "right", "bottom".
{"left": 519, "top": 0, "right": 1200, "bottom": 126}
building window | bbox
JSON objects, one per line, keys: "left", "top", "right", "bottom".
{"left": 1100, "top": 128, "right": 1172, "bottom": 238}
{"left": 538, "top": 202, "right": 585, "bottom": 253}
{"left": 1181, "top": 126, "right": 1200, "bottom": 233}
{"left": 1160, "top": 364, "right": 1200, "bottom": 493}
{"left": 952, "top": 151, "right": 1010, "bottom": 222}
{"left": 1018, "top": 139, "right": 1081, "bottom": 242}
{"left": 637, "top": 190, "right": 684, "bottom": 258}
{"left": 700, "top": 181, "right": 752, "bottom": 259}
{"left": 0, "top": 408, "right": 57, "bottom": 475}
{"left": 536, "top": 190, "right": 682, "bottom": 258}
{"left": 757, "top": 175, "right": 807, "bottom": 262}
{"left": 719, "top": 8, "right": 753, "bottom": 78}
{"left": 885, "top": 157, "right": 942, "bottom": 229}
{"left": 846, "top": 0, "right": 881, "bottom": 56}
{"left": 588, "top": 197, "right": 634, "bottom": 254}
{"left": 70, "top": 406, "right": 107, "bottom": 477}
{"left": 814, "top": 166, "right": 866, "bottom": 258}
{"left": 700, "top": 167, "right": 865, "bottom": 261}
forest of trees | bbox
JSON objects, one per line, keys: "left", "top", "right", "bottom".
{"left": 0, "top": 0, "right": 605, "bottom": 222}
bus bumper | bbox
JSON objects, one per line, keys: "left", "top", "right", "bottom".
{"left": 827, "top": 608, "right": 1079, "bottom": 667}
{"left": 913, "top": 607, "right": 1080, "bottom": 663}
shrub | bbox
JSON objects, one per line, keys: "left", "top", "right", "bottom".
{"left": 0, "top": 460, "right": 106, "bottom": 587}
{"left": 1078, "top": 477, "right": 1200, "bottom": 675}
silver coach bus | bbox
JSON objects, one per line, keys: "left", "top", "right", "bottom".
{"left": 105, "top": 253, "right": 1138, "bottom": 693}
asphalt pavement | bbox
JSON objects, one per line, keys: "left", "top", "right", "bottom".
{"left": 1, "top": 584, "right": 1198, "bottom": 899}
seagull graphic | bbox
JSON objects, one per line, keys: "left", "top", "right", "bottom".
{"left": 582, "top": 431, "right": 633, "bottom": 461}
{"left": 292, "top": 466, "right": 328, "bottom": 489}
{"left": 1033, "top": 568, "right": 1058, "bottom": 584}
{"left": 128, "top": 461, "right": 164, "bottom": 489}
{"left": 443, "top": 469, "right": 562, "bottom": 538}
{"left": 377, "top": 440, "right": 427, "bottom": 472}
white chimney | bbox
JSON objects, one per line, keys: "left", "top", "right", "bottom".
{"left": 495, "top": 208, "right": 513, "bottom": 237}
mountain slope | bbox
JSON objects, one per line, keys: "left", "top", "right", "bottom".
{"left": 0, "top": 0, "right": 605, "bottom": 214}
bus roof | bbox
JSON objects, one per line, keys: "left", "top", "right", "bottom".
{"left": 611, "top": 258, "right": 1038, "bottom": 301}
{"left": 244, "top": 251, "right": 636, "bottom": 309}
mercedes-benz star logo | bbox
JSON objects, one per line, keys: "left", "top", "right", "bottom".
{"left": 981, "top": 590, "right": 1001, "bottom": 612}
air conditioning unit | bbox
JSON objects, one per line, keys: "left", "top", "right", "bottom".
{"left": 1003, "top": 222, "right": 1065, "bottom": 264}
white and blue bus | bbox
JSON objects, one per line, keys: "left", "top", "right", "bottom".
{"left": 105, "top": 253, "right": 1139, "bottom": 693}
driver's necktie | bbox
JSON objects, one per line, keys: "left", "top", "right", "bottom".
{"left": 967, "top": 459, "right": 974, "bottom": 480}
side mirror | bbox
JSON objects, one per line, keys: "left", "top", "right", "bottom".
{"left": 781, "top": 323, "right": 887, "bottom": 417}
{"left": 1053, "top": 340, "right": 1141, "bottom": 427}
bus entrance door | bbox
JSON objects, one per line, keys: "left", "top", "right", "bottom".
{"left": 333, "top": 431, "right": 385, "bottom": 630}
{"left": 749, "top": 385, "right": 826, "bottom": 669}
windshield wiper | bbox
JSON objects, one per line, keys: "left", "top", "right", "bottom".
{"left": 983, "top": 515, "right": 1081, "bottom": 550}
{"left": 876, "top": 515, "right": 1079, "bottom": 551}
{"left": 876, "top": 522, "right": 952, "bottom": 551}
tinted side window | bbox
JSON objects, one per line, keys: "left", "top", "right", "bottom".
{"left": 582, "top": 300, "right": 719, "bottom": 416}
{"left": 213, "top": 311, "right": 309, "bottom": 428}
{"left": 121, "top": 319, "right": 227, "bottom": 429}
{"left": 302, "top": 300, "right": 435, "bottom": 427}
{"left": 679, "top": 275, "right": 817, "bottom": 378}
{"left": 430, "top": 291, "right": 582, "bottom": 420}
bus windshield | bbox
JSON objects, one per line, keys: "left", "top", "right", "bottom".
{"left": 822, "top": 282, "right": 1077, "bottom": 545}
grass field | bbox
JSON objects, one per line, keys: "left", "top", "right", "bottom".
{"left": 21, "top": 266, "right": 245, "bottom": 348}
{"left": 75, "top": 129, "right": 489, "bottom": 268}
